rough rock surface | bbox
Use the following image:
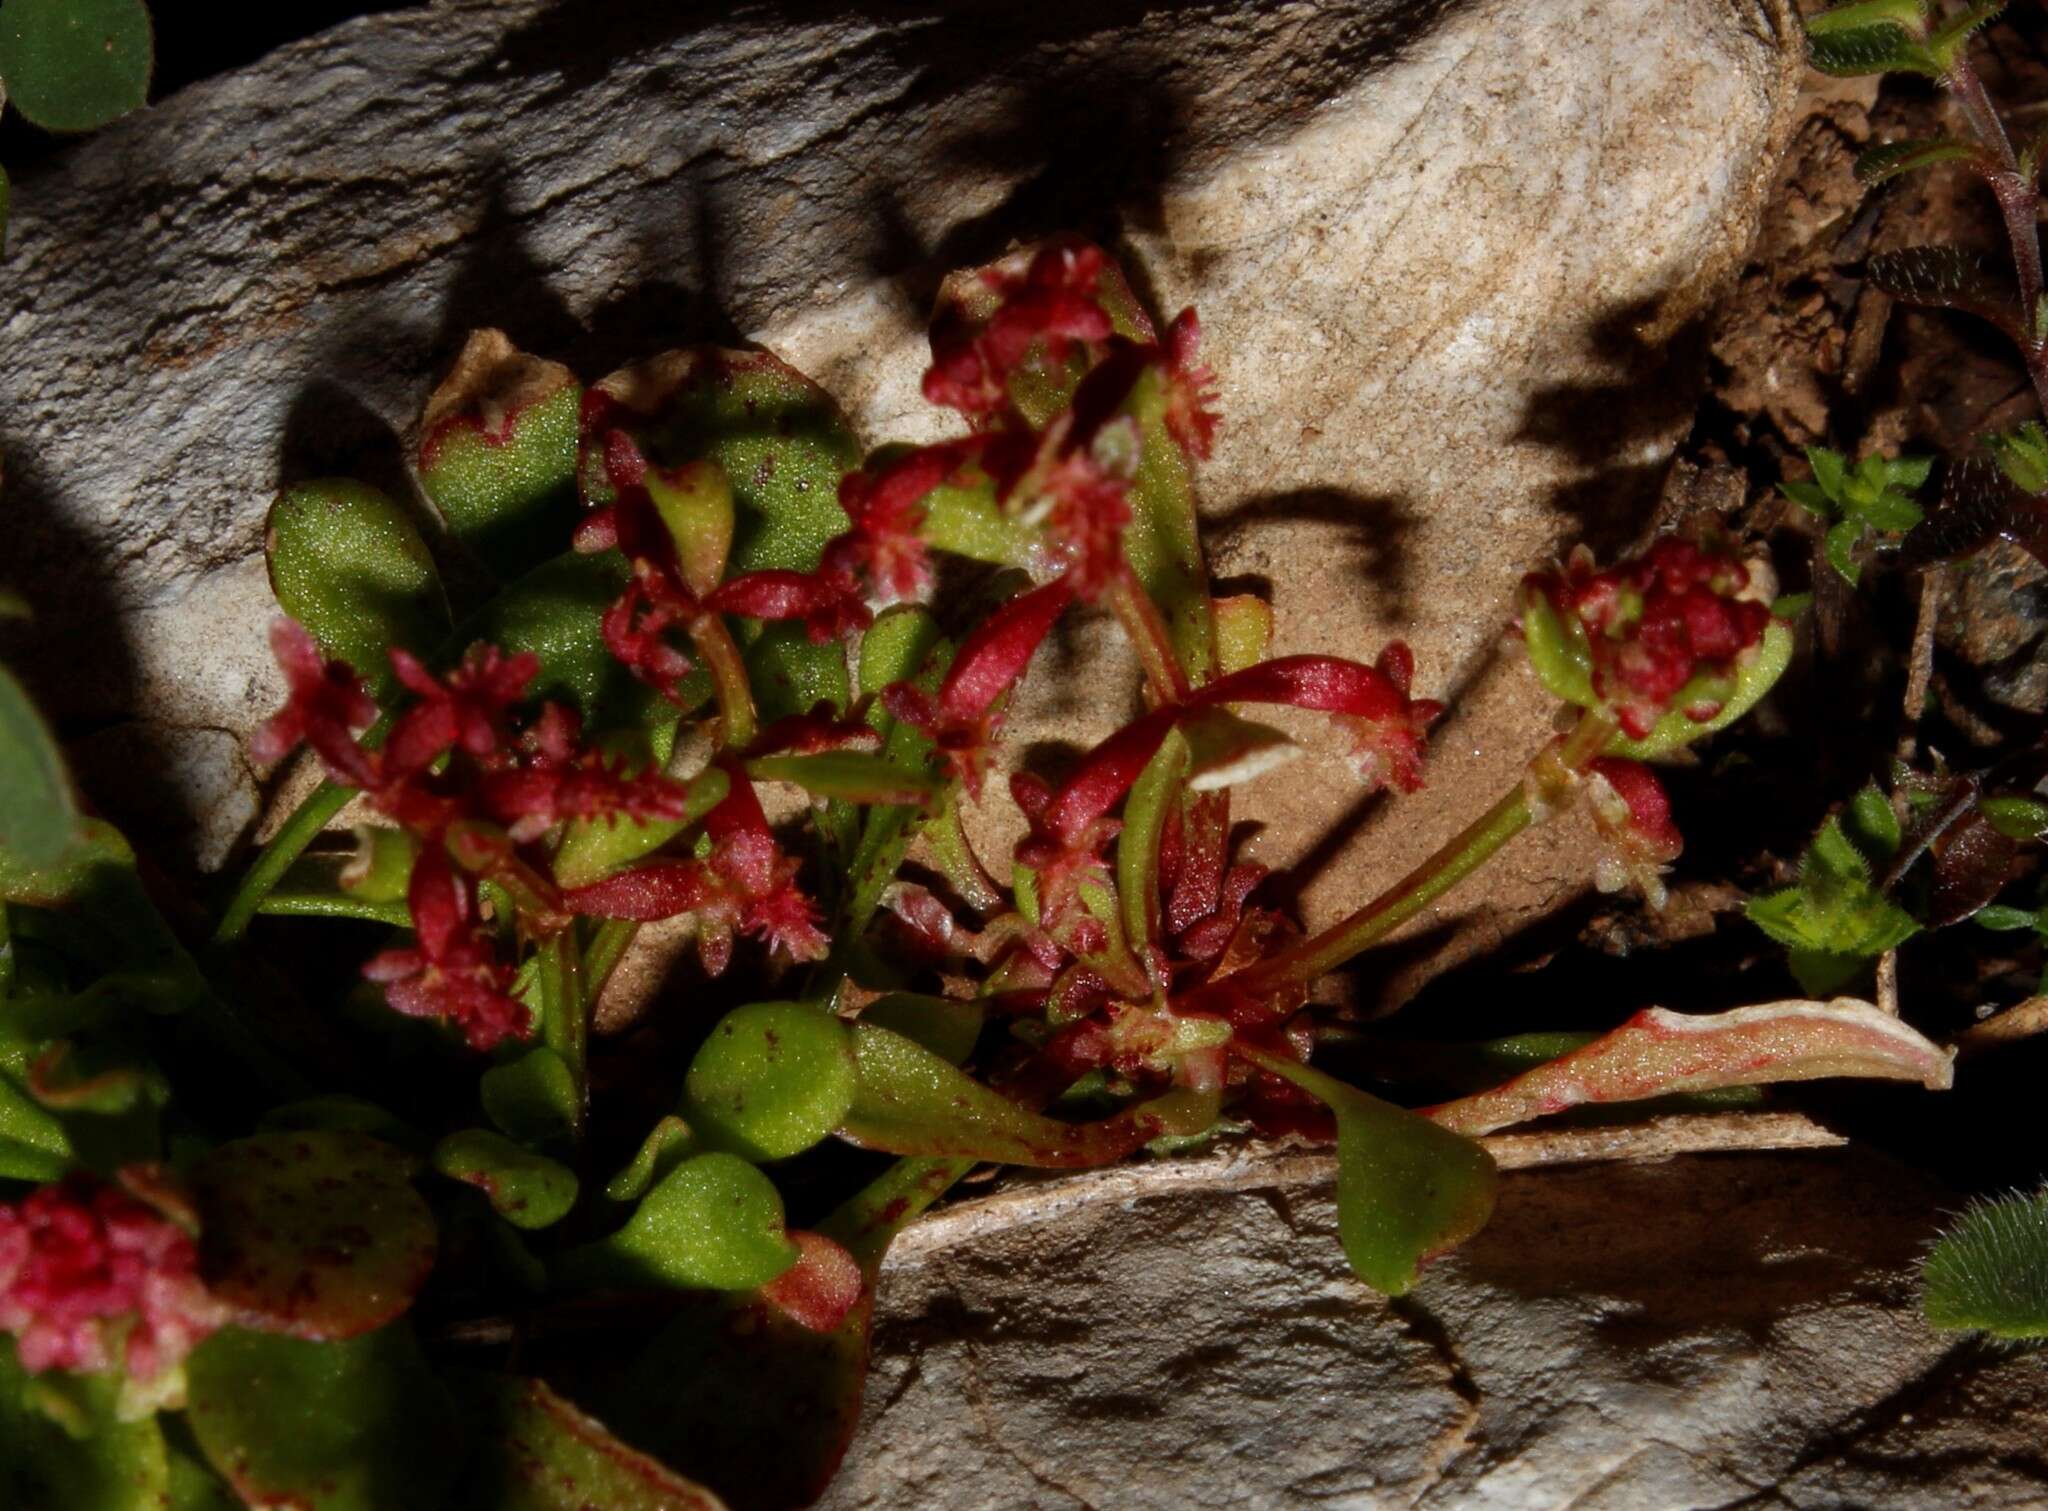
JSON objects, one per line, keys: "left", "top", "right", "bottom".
{"left": 830, "top": 1140, "right": 2048, "bottom": 1509}
{"left": 3, "top": 0, "right": 1799, "bottom": 982}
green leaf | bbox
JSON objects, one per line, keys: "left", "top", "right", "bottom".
{"left": 1855, "top": 137, "right": 1987, "bottom": 184}
{"left": 858, "top": 993, "right": 985, "bottom": 1066}
{"left": 1746, "top": 811, "right": 1921, "bottom": 966}
{"left": 1987, "top": 421, "right": 2048, "bottom": 495}
{"left": 266, "top": 480, "right": 449, "bottom": 693}
{"left": 1973, "top": 903, "right": 2041, "bottom": 932}
{"left": 1825, "top": 517, "right": 1866, "bottom": 585}
{"left": 684, "top": 1000, "right": 857, "bottom": 1163}
{"left": 185, "top": 1325, "right": 463, "bottom": 1511}
{"left": 744, "top": 751, "right": 941, "bottom": 807}
{"left": 453, "top": 1374, "right": 728, "bottom": 1510}
{"left": 1778, "top": 480, "right": 1833, "bottom": 518}
{"left": 434, "top": 1128, "right": 578, "bottom": 1230}
{"left": 1979, "top": 796, "right": 2048, "bottom": 843}
{"left": 1806, "top": 444, "right": 1850, "bottom": 500}
{"left": 1924, "top": 1187, "right": 2048, "bottom": 1338}
{"left": 1848, "top": 782, "right": 1902, "bottom": 859}
{"left": 1117, "top": 730, "right": 1189, "bottom": 953}
{"left": 469, "top": 551, "right": 676, "bottom": 732}
{"left": 553, "top": 1152, "right": 797, "bottom": 1293}
{"left": 551, "top": 762, "right": 725, "bottom": 889}
{"left": 0, "top": 660, "right": 78, "bottom": 870}
{"left": 840, "top": 1021, "right": 1217, "bottom": 1166}
{"left": 480, "top": 1046, "right": 580, "bottom": 1148}
{"left": 1518, "top": 582, "right": 1598, "bottom": 707}
{"left": 0, "top": 1338, "right": 170, "bottom": 1510}
{"left": 191, "top": 1131, "right": 436, "bottom": 1341}
{"left": 0, "top": 0, "right": 151, "bottom": 132}
{"left": 0, "top": 1069, "right": 69, "bottom": 1179}
{"left": 1239, "top": 1045, "right": 1497, "bottom": 1296}
{"left": 1926, "top": 1, "right": 2005, "bottom": 70}
{"left": 1805, "top": 0, "right": 1938, "bottom": 76}
{"left": 602, "top": 1114, "right": 696, "bottom": 1203}
{"left": 416, "top": 330, "right": 583, "bottom": 582}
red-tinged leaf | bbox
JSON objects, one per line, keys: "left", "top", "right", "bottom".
{"left": 1928, "top": 811, "right": 2023, "bottom": 926}
{"left": 1190, "top": 653, "right": 1406, "bottom": 719}
{"left": 455, "top": 1374, "right": 728, "bottom": 1511}
{"left": 1425, "top": 998, "right": 1955, "bottom": 1137}
{"left": 190, "top": 1132, "right": 436, "bottom": 1341}
{"left": 1867, "top": 246, "right": 2023, "bottom": 337}
{"left": 758, "top": 1231, "right": 864, "bottom": 1334}
{"left": 1901, "top": 453, "right": 2048, "bottom": 570}
{"left": 1237, "top": 1043, "right": 1496, "bottom": 1295}
{"left": 938, "top": 576, "right": 1076, "bottom": 723}
{"left": 838, "top": 1021, "right": 1216, "bottom": 1166}
{"left": 1042, "top": 707, "right": 1181, "bottom": 846}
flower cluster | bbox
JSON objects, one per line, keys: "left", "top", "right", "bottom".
{"left": 0, "top": 1174, "right": 222, "bottom": 1389}
{"left": 1522, "top": 537, "right": 1773, "bottom": 738}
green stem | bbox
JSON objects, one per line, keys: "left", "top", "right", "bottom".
{"left": 581, "top": 917, "right": 636, "bottom": 1008}
{"left": 538, "top": 930, "right": 587, "bottom": 1137}
{"left": 256, "top": 893, "right": 411, "bottom": 928}
{"left": 1109, "top": 566, "right": 1190, "bottom": 706}
{"left": 688, "top": 613, "right": 757, "bottom": 750}
{"left": 211, "top": 782, "right": 356, "bottom": 945}
{"left": 1230, "top": 709, "right": 1618, "bottom": 993}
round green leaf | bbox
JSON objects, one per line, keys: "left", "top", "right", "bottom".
{"left": 0, "top": 662, "right": 77, "bottom": 869}
{"left": 480, "top": 1046, "right": 580, "bottom": 1148}
{"left": 554, "top": 1152, "right": 797, "bottom": 1293}
{"left": 0, "top": 1339, "right": 170, "bottom": 1510}
{"left": 0, "top": 0, "right": 151, "bottom": 133}
{"left": 686, "top": 1000, "right": 856, "bottom": 1162}
{"left": 265, "top": 480, "right": 448, "bottom": 691}
{"left": 185, "top": 1325, "right": 462, "bottom": 1510}
{"left": 453, "top": 1374, "right": 727, "bottom": 1510}
{"left": 192, "top": 1131, "right": 436, "bottom": 1340}
{"left": 433, "top": 1128, "right": 578, "bottom": 1230}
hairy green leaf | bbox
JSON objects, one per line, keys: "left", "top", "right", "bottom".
{"left": 1924, "top": 1187, "right": 2048, "bottom": 1338}
{"left": 1868, "top": 246, "right": 2021, "bottom": 333}
{"left": 1855, "top": 137, "right": 1986, "bottom": 185}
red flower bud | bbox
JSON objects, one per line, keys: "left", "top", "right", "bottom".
{"left": 250, "top": 619, "right": 380, "bottom": 788}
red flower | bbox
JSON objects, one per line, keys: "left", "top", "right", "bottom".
{"left": 1584, "top": 757, "right": 1683, "bottom": 908}
{"left": 1523, "top": 538, "right": 1773, "bottom": 739}
{"left": 477, "top": 751, "right": 693, "bottom": 844}
{"left": 825, "top": 442, "right": 977, "bottom": 603}
{"left": 924, "top": 244, "right": 1114, "bottom": 419}
{"left": 384, "top": 642, "right": 540, "bottom": 780}
{"left": 363, "top": 846, "right": 531, "bottom": 1052}
{"left": 251, "top": 619, "right": 380, "bottom": 788}
{"left": 600, "top": 565, "right": 697, "bottom": 704}
{"left": 748, "top": 703, "right": 883, "bottom": 757}
{"left": 1011, "top": 771, "right": 1122, "bottom": 957}
{"left": 1162, "top": 308, "right": 1221, "bottom": 461}
{"left": 1033, "top": 432, "right": 1135, "bottom": 601}
{"left": 706, "top": 568, "right": 873, "bottom": 645}
{"left": 0, "top": 1174, "right": 223, "bottom": 1385}
{"left": 882, "top": 576, "right": 1076, "bottom": 795}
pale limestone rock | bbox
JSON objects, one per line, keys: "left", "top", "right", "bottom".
{"left": 827, "top": 1142, "right": 2048, "bottom": 1509}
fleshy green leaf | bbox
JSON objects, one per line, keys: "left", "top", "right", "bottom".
{"left": 0, "top": 0, "right": 151, "bottom": 132}
{"left": 434, "top": 1129, "right": 578, "bottom": 1230}
{"left": 602, "top": 1114, "right": 696, "bottom": 1203}
{"left": 480, "top": 1046, "right": 580, "bottom": 1149}
{"left": 1924, "top": 1187, "right": 2048, "bottom": 1338}
{"left": 1974, "top": 903, "right": 2042, "bottom": 932}
{"left": 1805, "top": 1, "right": 1938, "bottom": 76}
{"left": 454, "top": 1374, "right": 728, "bottom": 1510}
{"left": 1518, "top": 583, "right": 1597, "bottom": 707}
{"left": 416, "top": 329, "right": 582, "bottom": 581}
{"left": 185, "top": 1325, "right": 462, "bottom": 1511}
{"left": 744, "top": 752, "right": 941, "bottom": 807}
{"left": 191, "top": 1131, "right": 436, "bottom": 1341}
{"left": 0, "top": 1338, "right": 170, "bottom": 1509}
{"left": 685, "top": 1001, "right": 857, "bottom": 1163}
{"left": 553, "top": 1152, "right": 797, "bottom": 1293}
{"left": 551, "top": 762, "right": 726, "bottom": 889}
{"left": 1426, "top": 998, "right": 1952, "bottom": 1137}
{"left": 266, "top": 480, "right": 449, "bottom": 693}
{"left": 1239, "top": 1044, "right": 1497, "bottom": 1296}
{"left": 1980, "top": 795, "right": 2048, "bottom": 843}
{"left": 0, "top": 660, "right": 78, "bottom": 869}
{"left": 469, "top": 551, "right": 677, "bottom": 731}
{"left": 840, "top": 1021, "right": 1217, "bottom": 1166}
{"left": 857, "top": 993, "right": 985, "bottom": 1066}
{"left": 1855, "top": 137, "right": 1988, "bottom": 184}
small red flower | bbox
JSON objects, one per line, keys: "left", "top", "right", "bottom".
{"left": 1524, "top": 538, "right": 1773, "bottom": 739}
{"left": 1033, "top": 433, "right": 1135, "bottom": 602}
{"left": 1584, "top": 757, "right": 1683, "bottom": 908}
{"left": 748, "top": 703, "right": 882, "bottom": 758}
{"left": 1161, "top": 308, "right": 1221, "bottom": 461}
{"left": 251, "top": 619, "right": 380, "bottom": 788}
{"left": 384, "top": 642, "right": 540, "bottom": 780}
{"left": 1011, "top": 770, "right": 1121, "bottom": 957}
{"left": 924, "top": 244, "right": 1114, "bottom": 419}
{"left": 0, "top": 1173, "right": 223, "bottom": 1385}
{"left": 882, "top": 576, "right": 1076, "bottom": 795}
{"left": 600, "top": 566, "right": 697, "bottom": 704}
{"left": 825, "top": 442, "right": 980, "bottom": 603}
{"left": 363, "top": 846, "right": 531, "bottom": 1052}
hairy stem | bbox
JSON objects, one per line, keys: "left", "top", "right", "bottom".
{"left": 1949, "top": 54, "right": 2048, "bottom": 412}
{"left": 1230, "top": 709, "right": 1619, "bottom": 993}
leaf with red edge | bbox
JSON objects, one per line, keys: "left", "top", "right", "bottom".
{"left": 1238, "top": 1043, "right": 1496, "bottom": 1296}
{"left": 454, "top": 1374, "right": 729, "bottom": 1511}
{"left": 1425, "top": 998, "right": 1954, "bottom": 1137}
{"left": 185, "top": 1324, "right": 462, "bottom": 1511}
{"left": 191, "top": 1131, "right": 436, "bottom": 1341}
{"left": 839, "top": 1021, "right": 1216, "bottom": 1166}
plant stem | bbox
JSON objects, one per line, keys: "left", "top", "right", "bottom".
{"left": 580, "top": 917, "right": 636, "bottom": 1008}
{"left": 1230, "top": 709, "right": 1618, "bottom": 993}
{"left": 688, "top": 613, "right": 757, "bottom": 749}
{"left": 537, "top": 929, "right": 587, "bottom": 1137}
{"left": 1109, "top": 566, "right": 1190, "bottom": 706}
{"left": 255, "top": 893, "right": 412, "bottom": 928}
{"left": 1949, "top": 53, "right": 2048, "bottom": 414}
{"left": 212, "top": 782, "right": 356, "bottom": 944}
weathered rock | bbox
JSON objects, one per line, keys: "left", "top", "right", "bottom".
{"left": 2, "top": 0, "right": 1800, "bottom": 1001}
{"left": 829, "top": 1137, "right": 2048, "bottom": 1509}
